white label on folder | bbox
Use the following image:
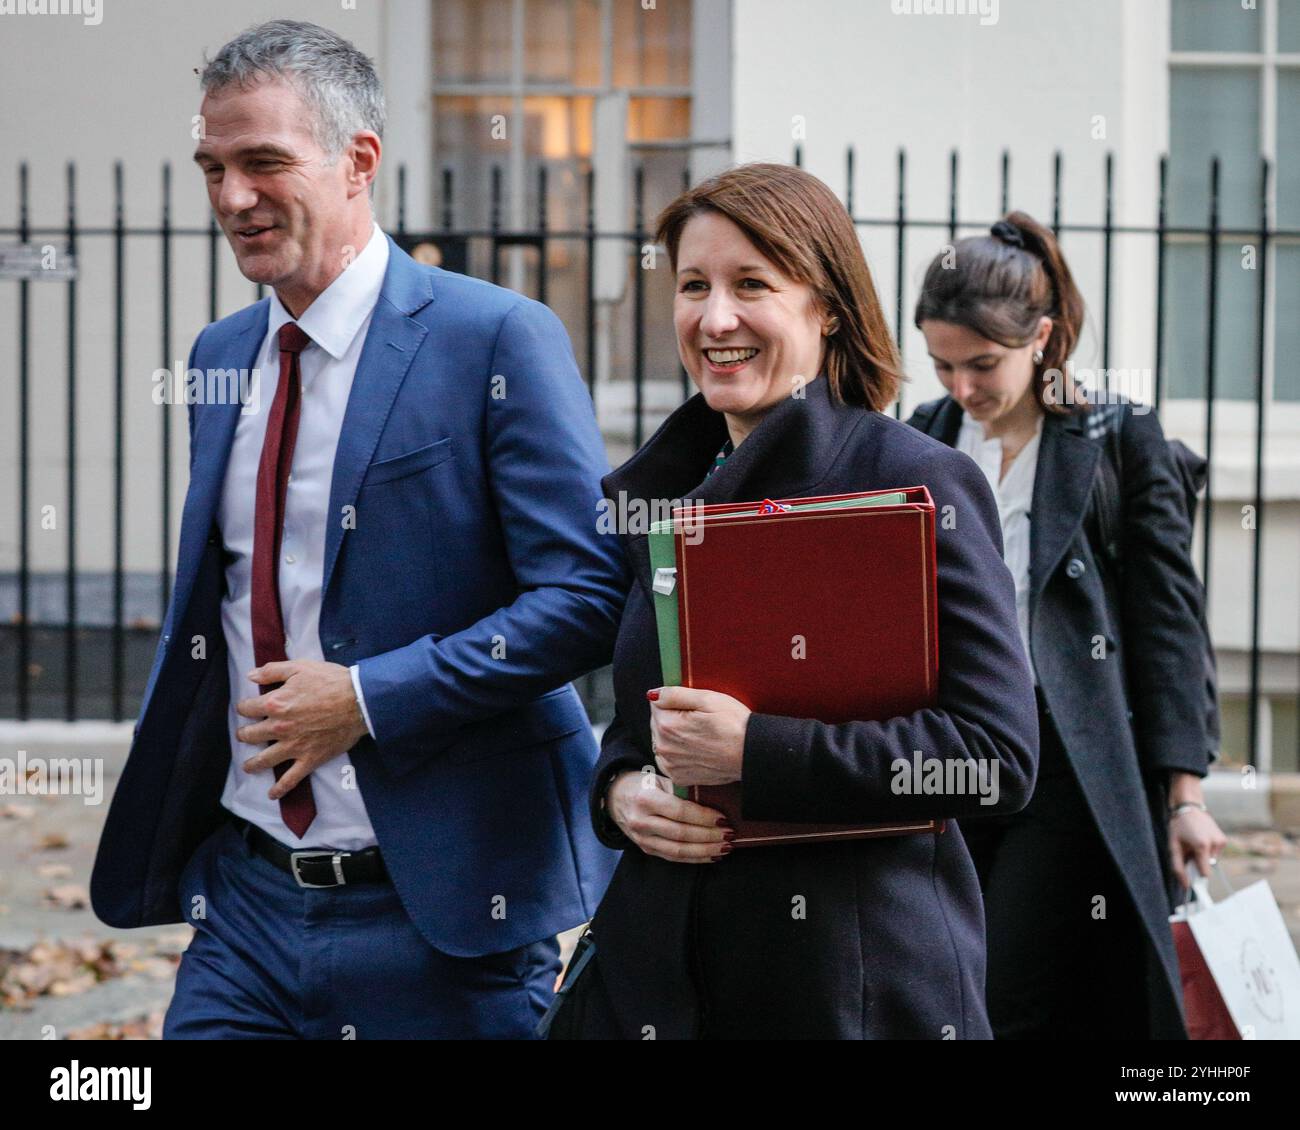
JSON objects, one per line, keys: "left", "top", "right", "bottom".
{"left": 652, "top": 567, "right": 677, "bottom": 595}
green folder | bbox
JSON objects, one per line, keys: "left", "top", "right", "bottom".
{"left": 648, "top": 492, "right": 907, "bottom": 797}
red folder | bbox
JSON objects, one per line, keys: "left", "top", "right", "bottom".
{"left": 668, "top": 486, "right": 942, "bottom": 846}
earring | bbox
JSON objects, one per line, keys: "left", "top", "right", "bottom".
{"left": 824, "top": 316, "right": 840, "bottom": 337}
{"left": 1033, "top": 349, "right": 1044, "bottom": 364}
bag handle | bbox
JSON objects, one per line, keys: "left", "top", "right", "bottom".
{"left": 1176, "top": 858, "right": 1235, "bottom": 915}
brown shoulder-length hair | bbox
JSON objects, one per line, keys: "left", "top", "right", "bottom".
{"left": 913, "top": 210, "right": 1088, "bottom": 415}
{"left": 654, "top": 163, "right": 905, "bottom": 412}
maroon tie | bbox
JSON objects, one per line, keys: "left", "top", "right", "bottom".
{"left": 251, "top": 321, "right": 316, "bottom": 839}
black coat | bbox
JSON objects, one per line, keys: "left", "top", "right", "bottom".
{"left": 581, "top": 376, "right": 1039, "bottom": 1039}
{"left": 907, "top": 394, "right": 1210, "bottom": 1040}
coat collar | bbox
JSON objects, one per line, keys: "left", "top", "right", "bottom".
{"left": 918, "top": 393, "right": 1100, "bottom": 605}
{"left": 604, "top": 373, "right": 864, "bottom": 505}
{"left": 604, "top": 375, "right": 869, "bottom": 603}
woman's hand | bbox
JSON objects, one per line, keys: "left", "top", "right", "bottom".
{"left": 1167, "top": 771, "right": 1228, "bottom": 890}
{"left": 647, "top": 686, "right": 749, "bottom": 786}
{"left": 606, "top": 769, "right": 733, "bottom": 863}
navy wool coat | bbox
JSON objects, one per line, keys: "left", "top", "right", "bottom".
{"left": 580, "top": 375, "right": 1040, "bottom": 1040}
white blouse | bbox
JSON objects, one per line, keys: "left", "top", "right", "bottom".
{"left": 956, "top": 411, "right": 1044, "bottom": 684}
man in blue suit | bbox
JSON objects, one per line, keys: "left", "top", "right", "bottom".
{"left": 89, "top": 20, "right": 625, "bottom": 1038}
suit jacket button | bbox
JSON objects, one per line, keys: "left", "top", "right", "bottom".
{"left": 1066, "top": 558, "right": 1085, "bottom": 579}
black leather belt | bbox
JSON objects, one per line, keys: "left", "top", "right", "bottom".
{"left": 232, "top": 816, "right": 389, "bottom": 888}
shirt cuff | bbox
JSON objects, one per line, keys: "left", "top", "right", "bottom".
{"left": 349, "top": 664, "right": 376, "bottom": 739}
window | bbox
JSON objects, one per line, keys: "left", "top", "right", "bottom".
{"left": 430, "top": 0, "right": 696, "bottom": 394}
{"left": 431, "top": 0, "right": 694, "bottom": 236}
{"left": 1166, "top": 0, "right": 1300, "bottom": 401}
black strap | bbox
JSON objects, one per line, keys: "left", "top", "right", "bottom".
{"left": 1091, "top": 402, "right": 1126, "bottom": 571}
{"left": 534, "top": 928, "right": 596, "bottom": 1039}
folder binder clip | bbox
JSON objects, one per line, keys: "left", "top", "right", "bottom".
{"left": 652, "top": 567, "right": 678, "bottom": 595}
{"left": 756, "top": 499, "right": 791, "bottom": 515}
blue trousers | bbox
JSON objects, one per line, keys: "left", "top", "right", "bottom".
{"left": 163, "top": 818, "right": 562, "bottom": 1039}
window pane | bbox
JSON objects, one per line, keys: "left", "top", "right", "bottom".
{"left": 519, "top": 101, "right": 595, "bottom": 351}
{"left": 1280, "top": 0, "right": 1300, "bottom": 52}
{"left": 522, "top": 95, "right": 593, "bottom": 161}
{"left": 1169, "top": 68, "right": 1261, "bottom": 230}
{"left": 613, "top": 0, "right": 691, "bottom": 87}
{"left": 525, "top": 0, "right": 603, "bottom": 85}
{"left": 1171, "top": 0, "right": 1260, "bottom": 52}
{"left": 637, "top": 146, "right": 692, "bottom": 231}
{"left": 522, "top": 95, "right": 594, "bottom": 233}
{"left": 1279, "top": 71, "right": 1300, "bottom": 228}
{"left": 628, "top": 97, "right": 691, "bottom": 142}
{"left": 1162, "top": 240, "right": 1260, "bottom": 401}
{"left": 434, "top": 95, "right": 513, "bottom": 228}
{"left": 1275, "top": 245, "right": 1300, "bottom": 401}
{"left": 434, "top": 0, "right": 513, "bottom": 84}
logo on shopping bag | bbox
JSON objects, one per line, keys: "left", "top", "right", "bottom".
{"left": 1240, "top": 938, "right": 1284, "bottom": 1024}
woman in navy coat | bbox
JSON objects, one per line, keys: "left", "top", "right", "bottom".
{"left": 908, "top": 211, "right": 1227, "bottom": 1039}
{"left": 548, "top": 164, "right": 1039, "bottom": 1040}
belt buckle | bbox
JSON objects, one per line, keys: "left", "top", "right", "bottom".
{"left": 290, "top": 850, "right": 347, "bottom": 888}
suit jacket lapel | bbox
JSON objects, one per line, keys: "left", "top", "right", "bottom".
{"left": 321, "top": 237, "right": 434, "bottom": 599}
{"left": 1029, "top": 411, "right": 1101, "bottom": 606}
{"left": 171, "top": 304, "right": 267, "bottom": 630}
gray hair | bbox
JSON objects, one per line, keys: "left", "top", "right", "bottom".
{"left": 199, "top": 19, "right": 385, "bottom": 162}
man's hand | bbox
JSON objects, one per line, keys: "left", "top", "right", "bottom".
{"left": 235, "top": 659, "right": 370, "bottom": 800}
{"left": 647, "top": 686, "right": 749, "bottom": 787}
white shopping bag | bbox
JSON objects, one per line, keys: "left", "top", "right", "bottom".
{"left": 1181, "top": 865, "right": 1300, "bottom": 1040}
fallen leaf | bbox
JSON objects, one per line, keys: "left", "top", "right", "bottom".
{"left": 48, "top": 971, "right": 97, "bottom": 997}
{"left": 43, "top": 885, "right": 89, "bottom": 910}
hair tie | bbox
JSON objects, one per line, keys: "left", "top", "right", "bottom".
{"left": 990, "top": 220, "right": 1025, "bottom": 249}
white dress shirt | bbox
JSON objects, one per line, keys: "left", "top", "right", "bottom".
{"left": 956, "top": 410, "right": 1044, "bottom": 685}
{"left": 217, "top": 221, "right": 387, "bottom": 849}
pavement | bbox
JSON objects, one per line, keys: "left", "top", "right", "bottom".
{"left": 1, "top": 732, "right": 1297, "bottom": 1039}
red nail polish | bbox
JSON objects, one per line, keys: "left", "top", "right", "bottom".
{"left": 719, "top": 844, "right": 733, "bottom": 855}
{"left": 646, "top": 689, "right": 660, "bottom": 701}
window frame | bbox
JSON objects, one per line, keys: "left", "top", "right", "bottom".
{"left": 430, "top": 0, "right": 696, "bottom": 235}
{"left": 1168, "top": 0, "right": 1300, "bottom": 405}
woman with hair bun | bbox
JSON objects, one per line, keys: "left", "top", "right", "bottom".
{"left": 909, "top": 211, "right": 1226, "bottom": 1040}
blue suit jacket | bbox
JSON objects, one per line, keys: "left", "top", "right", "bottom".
{"left": 90, "top": 236, "right": 627, "bottom": 956}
